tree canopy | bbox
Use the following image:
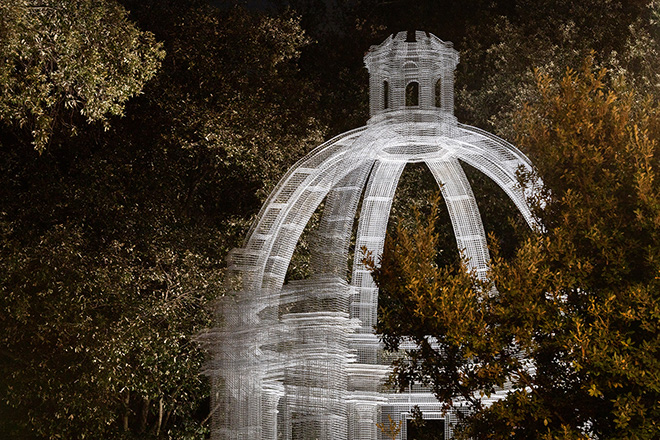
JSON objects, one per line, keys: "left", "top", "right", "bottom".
{"left": 0, "top": 0, "right": 165, "bottom": 151}
{"left": 0, "top": 1, "right": 321, "bottom": 438}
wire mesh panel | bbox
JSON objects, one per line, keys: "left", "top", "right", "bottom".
{"left": 351, "top": 159, "right": 406, "bottom": 335}
{"left": 425, "top": 157, "right": 490, "bottom": 278}
{"left": 310, "top": 161, "right": 376, "bottom": 278}
{"left": 207, "top": 30, "right": 541, "bottom": 440}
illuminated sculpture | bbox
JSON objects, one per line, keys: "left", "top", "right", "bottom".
{"left": 208, "top": 30, "right": 539, "bottom": 439}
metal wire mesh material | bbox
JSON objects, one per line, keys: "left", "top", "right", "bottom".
{"left": 206, "top": 31, "right": 541, "bottom": 439}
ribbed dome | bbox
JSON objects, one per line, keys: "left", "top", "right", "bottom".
{"left": 208, "top": 31, "right": 541, "bottom": 440}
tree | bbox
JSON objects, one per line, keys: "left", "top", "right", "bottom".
{"left": 370, "top": 59, "right": 660, "bottom": 439}
{"left": 0, "top": 2, "right": 324, "bottom": 438}
{"left": 2, "top": 0, "right": 657, "bottom": 437}
{"left": 455, "top": 0, "right": 655, "bottom": 136}
{"left": 0, "top": 0, "right": 164, "bottom": 151}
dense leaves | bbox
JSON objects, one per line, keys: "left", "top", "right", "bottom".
{"left": 455, "top": 0, "right": 650, "bottom": 133}
{"left": 0, "top": 0, "right": 164, "bottom": 151}
{"left": 0, "top": 1, "right": 322, "bottom": 438}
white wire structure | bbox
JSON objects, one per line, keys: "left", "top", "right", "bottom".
{"left": 206, "top": 31, "right": 541, "bottom": 440}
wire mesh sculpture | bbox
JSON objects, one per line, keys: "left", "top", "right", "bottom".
{"left": 207, "top": 30, "right": 541, "bottom": 440}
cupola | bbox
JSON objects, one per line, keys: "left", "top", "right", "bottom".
{"left": 364, "top": 30, "right": 459, "bottom": 124}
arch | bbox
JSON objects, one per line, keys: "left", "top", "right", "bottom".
{"left": 406, "top": 30, "right": 417, "bottom": 42}
{"left": 403, "top": 61, "right": 418, "bottom": 71}
{"left": 451, "top": 124, "right": 540, "bottom": 230}
{"left": 237, "top": 127, "right": 368, "bottom": 292}
{"left": 350, "top": 159, "right": 407, "bottom": 333}
{"left": 425, "top": 157, "right": 490, "bottom": 278}
{"left": 405, "top": 81, "right": 419, "bottom": 106}
{"left": 435, "top": 77, "right": 442, "bottom": 108}
{"left": 256, "top": 152, "right": 372, "bottom": 293}
{"left": 242, "top": 125, "right": 402, "bottom": 294}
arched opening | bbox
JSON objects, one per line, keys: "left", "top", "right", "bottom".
{"left": 406, "top": 30, "right": 416, "bottom": 42}
{"left": 386, "top": 162, "right": 460, "bottom": 269}
{"left": 435, "top": 77, "right": 442, "bottom": 108}
{"left": 405, "top": 81, "right": 419, "bottom": 107}
{"left": 383, "top": 80, "right": 389, "bottom": 109}
{"left": 461, "top": 162, "right": 530, "bottom": 260}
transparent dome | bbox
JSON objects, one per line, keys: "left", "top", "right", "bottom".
{"left": 206, "top": 31, "right": 541, "bottom": 440}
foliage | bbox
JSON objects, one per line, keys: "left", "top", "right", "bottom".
{"left": 0, "top": 1, "right": 322, "bottom": 438}
{"left": 371, "top": 60, "right": 660, "bottom": 439}
{"left": 455, "top": 0, "right": 654, "bottom": 137}
{"left": 377, "top": 414, "right": 403, "bottom": 440}
{"left": 1, "top": 0, "right": 658, "bottom": 438}
{"left": 0, "top": 0, "right": 164, "bottom": 151}
{"left": 0, "top": 221, "right": 219, "bottom": 438}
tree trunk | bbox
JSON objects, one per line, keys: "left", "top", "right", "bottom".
{"left": 156, "top": 396, "right": 163, "bottom": 437}
{"left": 163, "top": 408, "right": 173, "bottom": 432}
{"left": 139, "top": 397, "right": 150, "bottom": 433}
{"left": 123, "top": 390, "right": 130, "bottom": 432}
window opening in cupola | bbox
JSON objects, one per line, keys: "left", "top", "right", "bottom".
{"left": 406, "top": 30, "right": 416, "bottom": 42}
{"left": 405, "top": 81, "right": 419, "bottom": 106}
{"left": 383, "top": 80, "right": 389, "bottom": 109}
{"left": 435, "top": 78, "right": 442, "bottom": 108}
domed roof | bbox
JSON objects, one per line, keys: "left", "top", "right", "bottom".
{"left": 209, "top": 30, "right": 541, "bottom": 440}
